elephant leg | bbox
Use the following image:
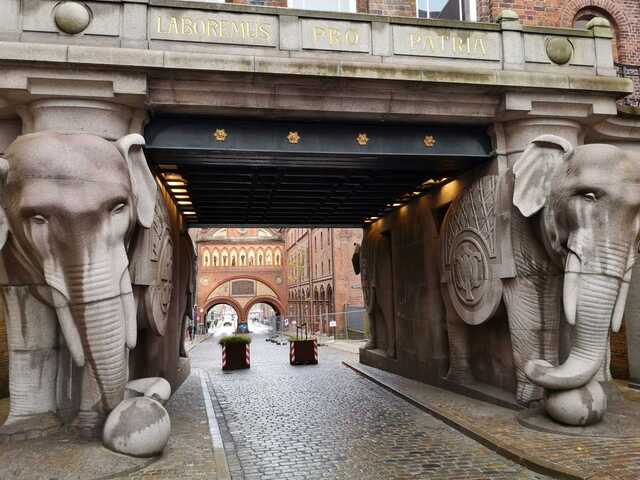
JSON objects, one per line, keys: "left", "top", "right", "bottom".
{"left": 0, "top": 287, "right": 61, "bottom": 436}
{"left": 363, "top": 309, "right": 376, "bottom": 350}
{"left": 503, "top": 275, "right": 561, "bottom": 406}
{"left": 442, "top": 291, "right": 473, "bottom": 383}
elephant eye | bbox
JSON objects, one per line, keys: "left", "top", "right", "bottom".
{"left": 31, "top": 214, "right": 48, "bottom": 225}
{"left": 580, "top": 191, "right": 598, "bottom": 202}
{"left": 111, "top": 203, "right": 127, "bottom": 215}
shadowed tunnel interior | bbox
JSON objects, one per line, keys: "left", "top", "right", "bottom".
{"left": 144, "top": 116, "right": 492, "bottom": 226}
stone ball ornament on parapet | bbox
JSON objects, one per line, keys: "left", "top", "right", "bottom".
{"left": 0, "top": 131, "right": 178, "bottom": 456}
{"left": 54, "top": 1, "right": 92, "bottom": 35}
{"left": 440, "top": 134, "right": 640, "bottom": 427}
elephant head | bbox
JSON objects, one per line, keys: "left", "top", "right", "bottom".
{"left": 0, "top": 131, "right": 157, "bottom": 411}
{"left": 512, "top": 136, "right": 640, "bottom": 390}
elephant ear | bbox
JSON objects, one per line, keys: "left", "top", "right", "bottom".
{"left": 115, "top": 134, "right": 157, "bottom": 228}
{"left": 0, "top": 157, "right": 8, "bottom": 249}
{"left": 512, "top": 135, "right": 574, "bottom": 217}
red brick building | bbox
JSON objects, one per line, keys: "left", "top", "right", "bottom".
{"left": 194, "top": 228, "right": 288, "bottom": 328}
{"left": 286, "top": 228, "right": 364, "bottom": 337}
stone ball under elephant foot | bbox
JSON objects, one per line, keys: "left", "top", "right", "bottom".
{"left": 125, "top": 377, "right": 172, "bottom": 404}
{"left": 544, "top": 378, "right": 607, "bottom": 426}
{"left": 103, "top": 397, "right": 171, "bottom": 457}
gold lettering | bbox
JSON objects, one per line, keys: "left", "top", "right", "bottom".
{"left": 474, "top": 37, "right": 487, "bottom": 55}
{"left": 328, "top": 28, "right": 340, "bottom": 46}
{"left": 313, "top": 26, "right": 325, "bottom": 42}
{"left": 425, "top": 34, "right": 435, "bottom": 51}
{"left": 181, "top": 17, "right": 194, "bottom": 35}
{"left": 345, "top": 29, "right": 359, "bottom": 46}
{"left": 258, "top": 23, "right": 272, "bottom": 41}
{"left": 207, "top": 19, "right": 219, "bottom": 37}
{"left": 168, "top": 16, "right": 179, "bottom": 35}
{"left": 410, "top": 32, "right": 421, "bottom": 49}
{"left": 439, "top": 33, "right": 448, "bottom": 51}
{"left": 156, "top": 16, "right": 164, "bottom": 34}
{"left": 453, "top": 36, "right": 469, "bottom": 54}
{"left": 219, "top": 19, "right": 229, "bottom": 38}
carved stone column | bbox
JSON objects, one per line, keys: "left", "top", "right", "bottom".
{"left": 16, "top": 99, "right": 145, "bottom": 139}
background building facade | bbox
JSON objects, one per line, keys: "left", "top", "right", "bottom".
{"left": 195, "top": 228, "right": 288, "bottom": 328}
{"left": 286, "top": 228, "right": 364, "bottom": 337}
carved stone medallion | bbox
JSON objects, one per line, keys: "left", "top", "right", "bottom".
{"left": 442, "top": 175, "right": 502, "bottom": 325}
{"left": 142, "top": 197, "right": 174, "bottom": 336}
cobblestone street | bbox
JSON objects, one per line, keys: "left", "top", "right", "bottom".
{"left": 193, "top": 335, "right": 550, "bottom": 480}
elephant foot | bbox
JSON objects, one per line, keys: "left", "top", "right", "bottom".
{"left": 516, "top": 381, "right": 544, "bottom": 406}
{"left": 446, "top": 364, "right": 474, "bottom": 384}
{"left": 72, "top": 410, "right": 105, "bottom": 439}
{"left": 0, "top": 412, "right": 61, "bottom": 442}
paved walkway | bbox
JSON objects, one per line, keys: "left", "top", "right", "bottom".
{"left": 194, "top": 334, "right": 549, "bottom": 480}
{"left": 345, "top": 360, "right": 640, "bottom": 480}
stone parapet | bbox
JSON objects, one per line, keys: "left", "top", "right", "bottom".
{"left": 0, "top": 1, "right": 630, "bottom": 98}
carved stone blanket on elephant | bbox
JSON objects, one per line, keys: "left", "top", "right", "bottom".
{"left": 441, "top": 173, "right": 516, "bottom": 326}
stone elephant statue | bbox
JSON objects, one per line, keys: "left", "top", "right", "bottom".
{"left": 441, "top": 135, "right": 640, "bottom": 423}
{"left": 0, "top": 131, "right": 175, "bottom": 446}
{"left": 359, "top": 229, "right": 396, "bottom": 358}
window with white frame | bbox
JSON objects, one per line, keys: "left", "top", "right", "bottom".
{"left": 289, "top": 0, "right": 357, "bottom": 13}
{"left": 417, "top": 0, "right": 477, "bottom": 21}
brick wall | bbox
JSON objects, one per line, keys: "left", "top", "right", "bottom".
{"left": 365, "top": 0, "right": 416, "bottom": 16}
{"left": 479, "top": 1, "right": 640, "bottom": 69}
{"left": 611, "top": 322, "right": 629, "bottom": 379}
{"left": 0, "top": 299, "right": 8, "bottom": 398}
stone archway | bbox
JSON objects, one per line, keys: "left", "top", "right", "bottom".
{"left": 243, "top": 296, "right": 285, "bottom": 322}
{"left": 204, "top": 297, "right": 245, "bottom": 325}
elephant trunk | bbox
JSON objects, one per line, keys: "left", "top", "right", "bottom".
{"left": 526, "top": 242, "right": 631, "bottom": 390}
{"left": 53, "top": 261, "right": 132, "bottom": 412}
{"left": 71, "top": 297, "right": 127, "bottom": 411}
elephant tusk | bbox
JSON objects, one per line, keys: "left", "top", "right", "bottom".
{"left": 611, "top": 253, "right": 635, "bottom": 333}
{"left": 121, "top": 269, "right": 137, "bottom": 350}
{"left": 563, "top": 252, "right": 580, "bottom": 326}
{"left": 51, "top": 290, "right": 85, "bottom": 367}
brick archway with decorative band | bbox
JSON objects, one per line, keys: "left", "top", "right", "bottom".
{"left": 204, "top": 297, "right": 246, "bottom": 325}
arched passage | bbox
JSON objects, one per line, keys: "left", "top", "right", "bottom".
{"left": 204, "top": 297, "right": 245, "bottom": 326}
{"left": 243, "top": 296, "right": 284, "bottom": 322}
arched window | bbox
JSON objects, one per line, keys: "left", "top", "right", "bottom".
{"left": 257, "top": 248, "right": 264, "bottom": 266}
{"left": 248, "top": 249, "right": 255, "bottom": 266}
{"left": 221, "top": 250, "right": 228, "bottom": 266}
{"left": 213, "top": 250, "right": 219, "bottom": 267}
{"left": 230, "top": 249, "right": 238, "bottom": 267}
{"left": 573, "top": 9, "right": 618, "bottom": 61}
{"left": 239, "top": 248, "right": 247, "bottom": 266}
{"left": 265, "top": 248, "right": 273, "bottom": 266}
{"left": 275, "top": 249, "right": 281, "bottom": 266}
{"left": 203, "top": 249, "right": 211, "bottom": 267}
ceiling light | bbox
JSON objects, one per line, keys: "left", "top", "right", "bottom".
{"left": 174, "top": 195, "right": 190, "bottom": 199}
{"left": 171, "top": 188, "right": 188, "bottom": 193}
{"left": 393, "top": 203, "right": 401, "bottom": 207}
{"left": 413, "top": 191, "right": 421, "bottom": 195}
{"left": 183, "top": 211, "right": 197, "bottom": 216}
{"left": 167, "top": 181, "right": 186, "bottom": 187}
{"left": 370, "top": 216, "right": 378, "bottom": 220}
{"left": 178, "top": 201, "right": 193, "bottom": 206}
